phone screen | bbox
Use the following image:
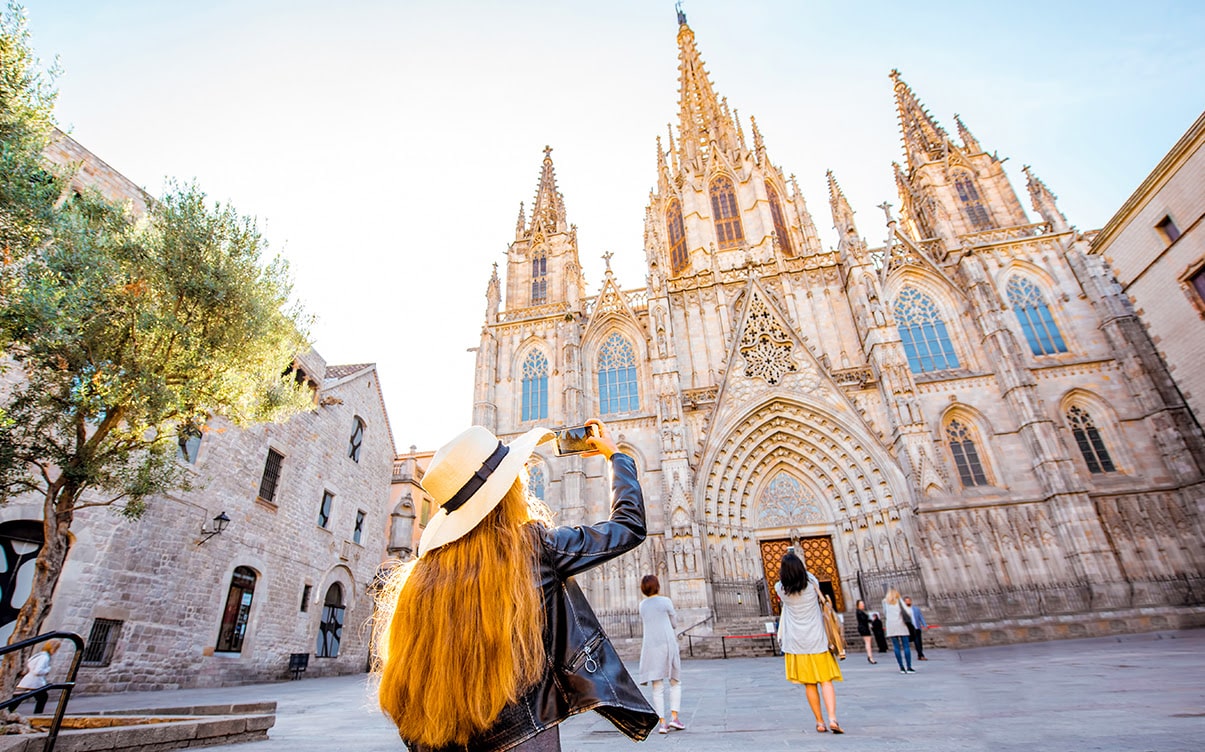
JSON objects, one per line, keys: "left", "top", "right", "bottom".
{"left": 555, "top": 425, "right": 596, "bottom": 455}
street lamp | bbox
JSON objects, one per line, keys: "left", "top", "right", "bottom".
{"left": 197, "top": 512, "right": 231, "bottom": 546}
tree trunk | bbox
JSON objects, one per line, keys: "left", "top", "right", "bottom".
{"left": 1, "top": 483, "right": 75, "bottom": 697}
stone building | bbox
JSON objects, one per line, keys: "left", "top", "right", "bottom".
{"left": 387, "top": 447, "right": 435, "bottom": 560}
{"left": 1090, "top": 111, "right": 1205, "bottom": 423}
{"left": 0, "top": 134, "right": 397, "bottom": 691}
{"left": 471, "top": 13, "right": 1205, "bottom": 645}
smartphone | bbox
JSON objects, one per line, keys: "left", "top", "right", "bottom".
{"left": 555, "top": 424, "right": 599, "bottom": 456}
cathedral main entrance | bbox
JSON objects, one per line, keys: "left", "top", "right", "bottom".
{"left": 759, "top": 536, "right": 843, "bottom": 615}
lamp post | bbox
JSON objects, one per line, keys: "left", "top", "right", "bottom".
{"left": 197, "top": 512, "right": 231, "bottom": 546}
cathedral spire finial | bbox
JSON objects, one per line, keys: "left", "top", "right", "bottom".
{"left": 891, "top": 70, "right": 950, "bottom": 171}
{"left": 676, "top": 0, "right": 686, "bottom": 25}
{"left": 528, "top": 145, "right": 567, "bottom": 236}
{"left": 829, "top": 171, "right": 864, "bottom": 261}
{"left": 602, "top": 250, "right": 614, "bottom": 273}
{"left": 953, "top": 113, "right": 983, "bottom": 154}
{"left": 674, "top": 15, "right": 740, "bottom": 168}
{"left": 1023, "top": 165, "right": 1070, "bottom": 233}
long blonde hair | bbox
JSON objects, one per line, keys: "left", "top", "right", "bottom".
{"left": 375, "top": 480, "right": 546, "bottom": 747}
{"left": 885, "top": 587, "right": 901, "bottom": 605}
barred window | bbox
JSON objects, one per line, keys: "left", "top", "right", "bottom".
{"left": 531, "top": 251, "right": 547, "bottom": 304}
{"left": 766, "top": 181, "right": 794, "bottom": 256}
{"left": 1067, "top": 406, "right": 1116, "bottom": 473}
{"left": 953, "top": 172, "right": 992, "bottom": 231}
{"left": 667, "top": 200, "right": 688, "bottom": 275}
{"left": 598, "top": 333, "right": 640, "bottom": 414}
{"left": 710, "top": 175, "right": 745, "bottom": 250}
{"left": 82, "top": 618, "right": 123, "bottom": 667}
{"left": 257, "top": 449, "right": 284, "bottom": 503}
{"left": 1007, "top": 276, "right": 1067, "bottom": 355}
{"left": 521, "top": 350, "right": 549, "bottom": 421}
{"left": 348, "top": 417, "right": 365, "bottom": 463}
{"left": 946, "top": 419, "right": 988, "bottom": 487}
{"left": 216, "top": 567, "right": 256, "bottom": 653}
{"left": 893, "top": 287, "right": 960, "bottom": 373}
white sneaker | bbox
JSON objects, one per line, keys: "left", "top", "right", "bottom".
{"left": 658, "top": 724, "right": 669, "bottom": 734}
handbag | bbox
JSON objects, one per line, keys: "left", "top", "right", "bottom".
{"left": 814, "top": 587, "right": 846, "bottom": 660}
{"left": 899, "top": 601, "right": 914, "bottom": 630}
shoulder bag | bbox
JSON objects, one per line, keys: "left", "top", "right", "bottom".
{"left": 814, "top": 586, "right": 846, "bottom": 660}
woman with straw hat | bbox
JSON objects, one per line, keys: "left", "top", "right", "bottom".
{"left": 376, "top": 419, "right": 658, "bottom": 751}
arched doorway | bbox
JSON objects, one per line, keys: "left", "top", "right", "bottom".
{"left": 0, "top": 520, "right": 43, "bottom": 643}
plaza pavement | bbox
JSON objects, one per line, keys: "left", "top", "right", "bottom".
{"left": 69, "top": 630, "right": 1205, "bottom": 751}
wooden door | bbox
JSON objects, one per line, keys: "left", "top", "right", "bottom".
{"left": 759, "top": 536, "right": 844, "bottom": 615}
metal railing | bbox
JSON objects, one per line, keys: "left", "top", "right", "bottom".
{"left": 2, "top": 630, "right": 84, "bottom": 752}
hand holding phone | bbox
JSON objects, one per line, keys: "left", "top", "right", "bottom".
{"left": 554, "top": 424, "right": 599, "bottom": 456}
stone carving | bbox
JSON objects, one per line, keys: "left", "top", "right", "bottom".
{"left": 739, "top": 292, "right": 798, "bottom": 385}
{"left": 757, "top": 471, "right": 824, "bottom": 526}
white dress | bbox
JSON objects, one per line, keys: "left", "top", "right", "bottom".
{"left": 775, "top": 576, "right": 827, "bottom": 655}
{"left": 638, "top": 595, "right": 680, "bottom": 683}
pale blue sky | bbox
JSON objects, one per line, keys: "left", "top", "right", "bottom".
{"left": 21, "top": 0, "right": 1205, "bottom": 449}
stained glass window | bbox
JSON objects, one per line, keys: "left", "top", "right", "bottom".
{"left": 953, "top": 172, "right": 992, "bottom": 231}
{"left": 598, "top": 333, "right": 639, "bottom": 414}
{"left": 946, "top": 419, "right": 988, "bottom": 486}
{"left": 710, "top": 175, "right": 745, "bottom": 250}
{"left": 528, "top": 464, "right": 546, "bottom": 501}
{"left": 667, "top": 200, "right": 688, "bottom": 275}
{"left": 1067, "top": 406, "right": 1116, "bottom": 473}
{"left": 521, "top": 350, "right": 549, "bottom": 421}
{"left": 1006, "top": 276, "right": 1067, "bottom": 356}
{"left": 766, "top": 181, "right": 794, "bottom": 257}
{"left": 893, "top": 287, "right": 960, "bottom": 373}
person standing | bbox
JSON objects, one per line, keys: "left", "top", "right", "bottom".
{"left": 6, "top": 640, "right": 60, "bottom": 714}
{"left": 375, "top": 420, "right": 658, "bottom": 751}
{"left": 882, "top": 588, "right": 915, "bottom": 674}
{"left": 870, "top": 611, "right": 888, "bottom": 653}
{"left": 904, "top": 596, "right": 928, "bottom": 660}
{"left": 776, "top": 550, "right": 845, "bottom": 734}
{"left": 855, "top": 600, "right": 876, "bottom": 664}
{"left": 638, "top": 574, "right": 684, "bottom": 734}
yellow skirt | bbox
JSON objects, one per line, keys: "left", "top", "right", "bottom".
{"left": 784, "top": 651, "right": 844, "bottom": 685}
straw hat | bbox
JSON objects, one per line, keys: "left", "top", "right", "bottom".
{"left": 417, "top": 425, "right": 554, "bottom": 557}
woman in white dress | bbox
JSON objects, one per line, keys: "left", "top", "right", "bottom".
{"left": 882, "top": 588, "right": 916, "bottom": 674}
{"left": 776, "top": 551, "right": 844, "bottom": 734}
{"left": 638, "top": 574, "right": 684, "bottom": 734}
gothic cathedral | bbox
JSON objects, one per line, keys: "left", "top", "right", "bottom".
{"left": 471, "top": 13, "right": 1205, "bottom": 643}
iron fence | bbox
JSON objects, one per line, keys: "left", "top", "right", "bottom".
{"left": 711, "top": 578, "right": 769, "bottom": 619}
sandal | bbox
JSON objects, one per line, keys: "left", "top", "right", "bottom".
{"left": 829, "top": 721, "right": 844, "bottom": 734}
{"left": 815, "top": 722, "right": 828, "bottom": 733}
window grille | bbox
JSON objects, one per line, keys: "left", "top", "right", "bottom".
{"left": 597, "top": 333, "right": 640, "bottom": 414}
{"left": 258, "top": 449, "right": 284, "bottom": 503}
{"left": 893, "top": 287, "right": 960, "bottom": 373}
{"left": 81, "top": 618, "right": 123, "bottom": 667}
{"left": 521, "top": 350, "right": 549, "bottom": 421}
{"left": 946, "top": 420, "right": 988, "bottom": 486}
{"left": 1067, "top": 406, "right": 1116, "bottom": 473}
{"left": 710, "top": 176, "right": 745, "bottom": 249}
{"left": 316, "top": 584, "right": 345, "bottom": 658}
{"left": 1006, "top": 276, "right": 1067, "bottom": 355}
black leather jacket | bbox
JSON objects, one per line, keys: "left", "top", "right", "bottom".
{"left": 406, "top": 453, "right": 659, "bottom": 752}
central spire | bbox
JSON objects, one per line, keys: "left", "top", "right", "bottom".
{"left": 674, "top": 16, "right": 740, "bottom": 170}
{"left": 527, "top": 145, "right": 568, "bottom": 236}
{"left": 891, "top": 69, "right": 950, "bottom": 172}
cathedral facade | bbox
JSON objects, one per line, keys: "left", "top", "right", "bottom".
{"left": 471, "top": 15, "right": 1205, "bottom": 645}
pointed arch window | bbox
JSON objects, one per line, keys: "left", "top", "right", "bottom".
{"left": 765, "top": 181, "right": 794, "bottom": 257}
{"left": 1006, "top": 276, "right": 1067, "bottom": 356}
{"left": 531, "top": 251, "right": 548, "bottom": 305}
{"left": 598, "top": 333, "right": 639, "bottom": 414}
{"left": 1067, "top": 406, "right": 1116, "bottom": 473}
{"left": 893, "top": 287, "right": 960, "bottom": 373}
{"left": 316, "top": 583, "right": 345, "bottom": 658}
{"left": 666, "top": 200, "right": 688, "bottom": 275}
{"left": 216, "top": 567, "right": 256, "bottom": 653}
{"left": 528, "top": 464, "right": 546, "bottom": 501}
{"left": 945, "top": 419, "right": 988, "bottom": 487}
{"left": 710, "top": 175, "right": 745, "bottom": 250}
{"left": 520, "top": 350, "right": 549, "bottom": 422}
{"left": 953, "top": 171, "right": 992, "bottom": 231}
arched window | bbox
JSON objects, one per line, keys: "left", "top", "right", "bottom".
{"left": 520, "top": 350, "right": 549, "bottom": 422}
{"left": 348, "top": 417, "right": 365, "bottom": 462}
{"left": 945, "top": 419, "right": 988, "bottom": 487}
{"left": 953, "top": 171, "right": 992, "bottom": 231}
{"left": 598, "top": 333, "right": 640, "bottom": 414}
{"left": 316, "top": 583, "right": 345, "bottom": 658}
{"left": 1006, "top": 276, "right": 1067, "bottom": 355}
{"left": 765, "top": 181, "right": 794, "bottom": 257}
{"left": 893, "top": 287, "right": 960, "bottom": 373}
{"left": 1067, "top": 406, "right": 1116, "bottom": 473}
{"left": 531, "top": 251, "right": 547, "bottom": 304}
{"left": 666, "top": 200, "right": 688, "bottom": 275}
{"left": 216, "top": 567, "right": 257, "bottom": 653}
{"left": 710, "top": 175, "right": 745, "bottom": 250}
{"left": 528, "top": 464, "right": 546, "bottom": 501}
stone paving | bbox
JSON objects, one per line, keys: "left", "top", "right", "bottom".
{"left": 68, "top": 630, "right": 1205, "bottom": 751}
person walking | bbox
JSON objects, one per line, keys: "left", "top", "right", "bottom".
{"left": 375, "top": 420, "right": 658, "bottom": 751}
{"left": 638, "top": 574, "right": 684, "bottom": 734}
{"left": 904, "top": 596, "right": 928, "bottom": 660}
{"left": 775, "top": 550, "right": 844, "bottom": 734}
{"left": 883, "top": 588, "right": 915, "bottom": 674}
{"left": 6, "top": 640, "right": 60, "bottom": 714}
{"left": 855, "top": 600, "right": 876, "bottom": 663}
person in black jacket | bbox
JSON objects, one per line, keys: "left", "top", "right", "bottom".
{"left": 870, "top": 611, "right": 889, "bottom": 653}
{"left": 376, "top": 420, "right": 657, "bottom": 751}
{"left": 855, "top": 600, "right": 876, "bottom": 664}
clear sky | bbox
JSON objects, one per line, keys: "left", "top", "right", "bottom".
{"left": 21, "top": 0, "right": 1205, "bottom": 451}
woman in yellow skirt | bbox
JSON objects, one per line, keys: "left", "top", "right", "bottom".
{"left": 775, "top": 550, "right": 844, "bottom": 734}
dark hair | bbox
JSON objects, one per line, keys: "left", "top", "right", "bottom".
{"left": 640, "top": 574, "right": 660, "bottom": 596}
{"left": 779, "top": 551, "right": 809, "bottom": 595}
